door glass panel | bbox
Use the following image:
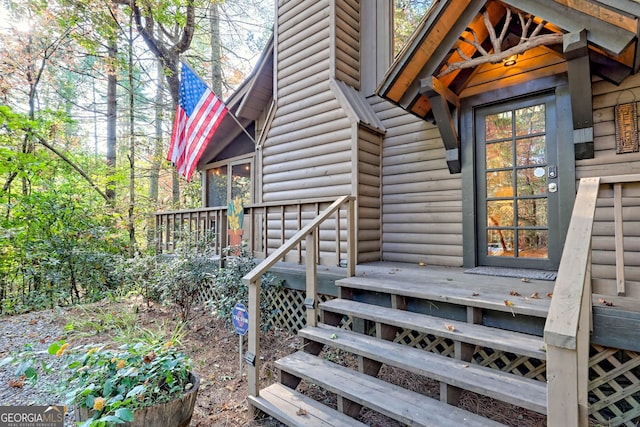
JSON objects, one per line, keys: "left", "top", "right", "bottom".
{"left": 518, "top": 199, "right": 547, "bottom": 227}
{"left": 483, "top": 102, "right": 549, "bottom": 261}
{"left": 485, "top": 111, "right": 512, "bottom": 139}
{"left": 517, "top": 168, "right": 546, "bottom": 196}
{"left": 487, "top": 230, "right": 514, "bottom": 257}
{"left": 486, "top": 141, "right": 513, "bottom": 168}
{"left": 487, "top": 200, "right": 513, "bottom": 227}
{"left": 231, "top": 162, "right": 252, "bottom": 206}
{"left": 518, "top": 230, "right": 548, "bottom": 258}
{"left": 515, "top": 104, "right": 545, "bottom": 136}
{"left": 486, "top": 171, "right": 513, "bottom": 198}
{"left": 206, "top": 166, "right": 228, "bottom": 207}
{"left": 516, "top": 137, "right": 545, "bottom": 166}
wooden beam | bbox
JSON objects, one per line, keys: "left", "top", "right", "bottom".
{"left": 564, "top": 30, "right": 594, "bottom": 160}
{"left": 421, "top": 76, "right": 461, "bottom": 174}
{"left": 504, "top": 0, "right": 635, "bottom": 56}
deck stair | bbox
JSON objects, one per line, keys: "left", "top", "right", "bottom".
{"left": 250, "top": 274, "right": 550, "bottom": 426}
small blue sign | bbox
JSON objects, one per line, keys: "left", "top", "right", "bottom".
{"left": 232, "top": 302, "right": 249, "bottom": 336}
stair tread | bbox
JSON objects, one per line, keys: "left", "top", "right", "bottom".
{"left": 276, "top": 351, "right": 506, "bottom": 427}
{"left": 337, "top": 275, "right": 550, "bottom": 318}
{"left": 299, "top": 324, "right": 547, "bottom": 414}
{"left": 320, "top": 298, "right": 547, "bottom": 359}
{"left": 249, "top": 383, "right": 367, "bottom": 427}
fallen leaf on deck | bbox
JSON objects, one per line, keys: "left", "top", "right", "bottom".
{"left": 445, "top": 324, "right": 456, "bottom": 332}
{"left": 521, "top": 278, "right": 530, "bottom": 283}
{"left": 530, "top": 292, "right": 540, "bottom": 299}
{"left": 418, "top": 262, "right": 426, "bottom": 266}
{"left": 471, "top": 292, "right": 479, "bottom": 297}
{"left": 8, "top": 378, "right": 24, "bottom": 388}
{"left": 598, "top": 298, "right": 614, "bottom": 306}
{"left": 297, "top": 408, "right": 308, "bottom": 416}
{"left": 504, "top": 300, "right": 514, "bottom": 307}
{"left": 546, "top": 293, "right": 553, "bottom": 298}
{"left": 330, "top": 333, "right": 338, "bottom": 339}
{"left": 462, "top": 364, "right": 469, "bottom": 368}
{"left": 509, "top": 291, "right": 521, "bottom": 296}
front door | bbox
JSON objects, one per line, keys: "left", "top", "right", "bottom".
{"left": 475, "top": 94, "right": 560, "bottom": 270}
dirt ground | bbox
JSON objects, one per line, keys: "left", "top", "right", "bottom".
{"left": 5, "top": 297, "right": 547, "bottom": 426}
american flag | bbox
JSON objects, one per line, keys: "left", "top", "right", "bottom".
{"left": 168, "top": 63, "right": 228, "bottom": 181}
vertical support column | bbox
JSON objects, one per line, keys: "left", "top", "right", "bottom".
{"left": 346, "top": 197, "right": 356, "bottom": 277}
{"left": 564, "top": 30, "right": 594, "bottom": 160}
{"left": 246, "top": 277, "right": 260, "bottom": 402}
{"left": 305, "top": 231, "right": 318, "bottom": 327}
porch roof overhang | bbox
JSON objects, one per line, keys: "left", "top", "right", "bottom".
{"left": 377, "top": 0, "right": 640, "bottom": 171}
{"left": 198, "top": 34, "right": 274, "bottom": 167}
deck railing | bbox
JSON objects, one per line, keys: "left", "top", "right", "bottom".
{"left": 241, "top": 195, "right": 356, "bottom": 407}
{"left": 155, "top": 197, "right": 350, "bottom": 261}
{"left": 544, "top": 174, "right": 640, "bottom": 426}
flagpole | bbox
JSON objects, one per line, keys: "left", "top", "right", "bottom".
{"left": 181, "top": 61, "right": 257, "bottom": 145}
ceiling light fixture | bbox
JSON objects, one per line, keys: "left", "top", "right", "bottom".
{"left": 503, "top": 54, "right": 518, "bottom": 67}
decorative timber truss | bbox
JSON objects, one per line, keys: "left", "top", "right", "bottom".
{"left": 378, "top": 0, "right": 640, "bottom": 173}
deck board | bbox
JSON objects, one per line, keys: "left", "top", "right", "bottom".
{"left": 320, "top": 298, "right": 547, "bottom": 359}
{"left": 338, "top": 271, "right": 552, "bottom": 318}
{"left": 300, "top": 324, "right": 547, "bottom": 413}
{"left": 276, "top": 351, "right": 507, "bottom": 427}
{"left": 249, "top": 383, "right": 367, "bottom": 427}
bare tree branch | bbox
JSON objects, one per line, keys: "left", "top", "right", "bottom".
{"left": 438, "top": 33, "right": 563, "bottom": 77}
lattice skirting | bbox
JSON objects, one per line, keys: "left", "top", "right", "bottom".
{"left": 589, "top": 345, "right": 640, "bottom": 427}
{"left": 207, "top": 285, "right": 640, "bottom": 426}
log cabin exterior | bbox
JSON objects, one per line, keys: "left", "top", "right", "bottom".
{"left": 155, "top": 0, "right": 640, "bottom": 425}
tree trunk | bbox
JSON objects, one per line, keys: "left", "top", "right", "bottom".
{"left": 148, "top": 59, "right": 164, "bottom": 248}
{"left": 210, "top": 2, "right": 222, "bottom": 96}
{"left": 106, "top": 38, "right": 117, "bottom": 203}
{"left": 127, "top": 10, "right": 136, "bottom": 256}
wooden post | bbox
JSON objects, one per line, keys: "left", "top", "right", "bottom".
{"left": 306, "top": 231, "right": 318, "bottom": 327}
{"left": 613, "top": 183, "right": 626, "bottom": 296}
{"left": 546, "top": 344, "right": 580, "bottom": 427}
{"left": 247, "top": 277, "right": 260, "bottom": 400}
{"left": 346, "top": 197, "right": 356, "bottom": 277}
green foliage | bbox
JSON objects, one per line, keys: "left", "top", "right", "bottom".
{"left": 0, "top": 106, "right": 129, "bottom": 314}
{"left": 152, "top": 240, "right": 219, "bottom": 322}
{"left": 40, "top": 340, "right": 191, "bottom": 427}
{"left": 207, "top": 243, "right": 281, "bottom": 332}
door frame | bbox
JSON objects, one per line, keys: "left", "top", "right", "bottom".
{"left": 460, "top": 75, "right": 576, "bottom": 270}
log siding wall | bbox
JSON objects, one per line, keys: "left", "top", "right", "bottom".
{"left": 370, "top": 95, "right": 464, "bottom": 266}
{"left": 264, "top": 0, "right": 367, "bottom": 263}
{"left": 333, "top": 0, "right": 360, "bottom": 89}
{"left": 581, "top": 73, "right": 640, "bottom": 298}
{"left": 357, "top": 126, "right": 381, "bottom": 262}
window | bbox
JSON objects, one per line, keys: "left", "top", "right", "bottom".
{"left": 205, "top": 158, "right": 253, "bottom": 208}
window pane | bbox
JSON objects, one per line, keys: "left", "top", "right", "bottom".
{"left": 516, "top": 136, "right": 545, "bottom": 166}
{"left": 517, "top": 168, "right": 546, "bottom": 196}
{"left": 485, "top": 111, "right": 512, "bottom": 140}
{"left": 487, "top": 230, "right": 514, "bottom": 257}
{"left": 515, "top": 104, "right": 545, "bottom": 136}
{"left": 486, "top": 141, "right": 513, "bottom": 169}
{"left": 487, "top": 200, "right": 513, "bottom": 227}
{"left": 486, "top": 171, "right": 513, "bottom": 198}
{"left": 518, "top": 230, "right": 548, "bottom": 258}
{"left": 207, "top": 166, "right": 227, "bottom": 207}
{"left": 517, "top": 199, "right": 547, "bottom": 227}
{"left": 231, "top": 163, "right": 251, "bottom": 206}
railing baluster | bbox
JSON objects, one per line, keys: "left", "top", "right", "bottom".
{"left": 614, "top": 182, "right": 626, "bottom": 296}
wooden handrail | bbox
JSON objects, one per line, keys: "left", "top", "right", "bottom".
{"left": 242, "top": 195, "right": 356, "bottom": 405}
{"left": 544, "top": 177, "right": 600, "bottom": 427}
